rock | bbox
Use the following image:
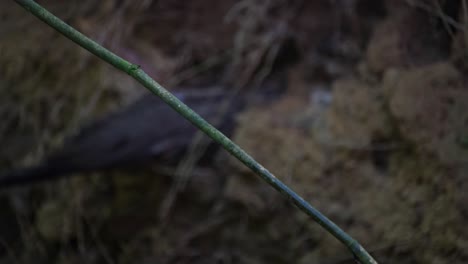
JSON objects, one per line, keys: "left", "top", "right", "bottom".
{"left": 384, "top": 62, "right": 468, "bottom": 164}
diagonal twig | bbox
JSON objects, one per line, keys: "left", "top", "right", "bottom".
{"left": 13, "top": 1, "right": 378, "bottom": 263}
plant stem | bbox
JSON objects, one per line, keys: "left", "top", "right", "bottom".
{"left": 14, "top": 0, "right": 377, "bottom": 263}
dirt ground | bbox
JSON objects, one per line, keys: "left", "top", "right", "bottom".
{"left": 0, "top": 0, "right": 467, "bottom": 263}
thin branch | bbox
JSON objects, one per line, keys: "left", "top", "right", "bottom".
{"left": 13, "top": 1, "right": 377, "bottom": 263}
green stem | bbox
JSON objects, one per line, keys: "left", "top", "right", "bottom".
{"left": 14, "top": 0, "right": 377, "bottom": 263}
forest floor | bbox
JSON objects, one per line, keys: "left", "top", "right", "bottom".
{"left": 0, "top": 0, "right": 467, "bottom": 263}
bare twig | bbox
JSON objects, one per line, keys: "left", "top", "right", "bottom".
{"left": 13, "top": 1, "right": 378, "bottom": 263}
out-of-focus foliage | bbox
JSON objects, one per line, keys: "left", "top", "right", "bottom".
{"left": 1, "top": 0, "right": 467, "bottom": 263}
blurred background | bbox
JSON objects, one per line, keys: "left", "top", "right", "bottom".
{"left": 0, "top": 0, "right": 467, "bottom": 263}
